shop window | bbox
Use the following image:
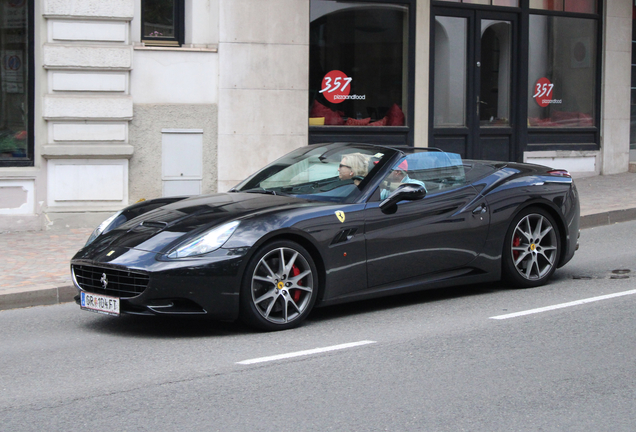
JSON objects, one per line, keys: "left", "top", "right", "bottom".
{"left": 529, "top": 0, "right": 596, "bottom": 14}
{"left": 141, "top": 0, "right": 184, "bottom": 47}
{"left": 309, "top": 1, "right": 410, "bottom": 127}
{"left": 527, "top": 15, "right": 597, "bottom": 128}
{"left": 1, "top": 0, "right": 31, "bottom": 166}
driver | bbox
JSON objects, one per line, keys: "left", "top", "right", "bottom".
{"left": 338, "top": 153, "right": 369, "bottom": 186}
{"left": 380, "top": 159, "right": 426, "bottom": 199}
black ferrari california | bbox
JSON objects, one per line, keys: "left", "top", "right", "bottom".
{"left": 71, "top": 143, "right": 580, "bottom": 330}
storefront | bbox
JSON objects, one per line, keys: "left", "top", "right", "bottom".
{"left": 0, "top": 0, "right": 632, "bottom": 231}
{"left": 307, "top": 0, "right": 603, "bottom": 164}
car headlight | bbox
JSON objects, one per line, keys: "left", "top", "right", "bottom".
{"left": 167, "top": 221, "right": 240, "bottom": 259}
{"left": 85, "top": 211, "right": 124, "bottom": 247}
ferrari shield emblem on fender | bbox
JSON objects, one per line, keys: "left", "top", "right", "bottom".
{"left": 335, "top": 211, "right": 345, "bottom": 223}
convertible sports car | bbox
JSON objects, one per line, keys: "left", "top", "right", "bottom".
{"left": 71, "top": 142, "right": 580, "bottom": 330}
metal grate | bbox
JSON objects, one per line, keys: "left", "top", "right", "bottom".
{"left": 72, "top": 265, "right": 149, "bottom": 298}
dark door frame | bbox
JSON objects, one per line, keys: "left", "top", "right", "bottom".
{"left": 429, "top": 6, "right": 522, "bottom": 161}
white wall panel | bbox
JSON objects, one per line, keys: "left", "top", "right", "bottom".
{"left": 47, "top": 159, "right": 128, "bottom": 208}
{"left": 50, "top": 71, "right": 127, "bottom": 92}
{"left": 43, "top": 95, "right": 133, "bottom": 120}
{"left": 44, "top": 0, "right": 134, "bottom": 19}
{"left": 50, "top": 20, "right": 127, "bottom": 43}
{"left": 43, "top": 44, "right": 132, "bottom": 69}
{"left": 51, "top": 122, "right": 127, "bottom": 142}
{"left": 524, "top": 151, "right": 598, "bottom": 175}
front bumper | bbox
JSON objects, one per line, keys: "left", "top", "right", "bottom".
{"left": 71, "top": 247, "right": 248, "bottom": 321}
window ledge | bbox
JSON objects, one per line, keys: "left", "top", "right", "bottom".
{"left": 134, "top": 43, "right": 218, "bottom": 53}
{"left": 41, "top": 144, "right": 134, "bottom": 159}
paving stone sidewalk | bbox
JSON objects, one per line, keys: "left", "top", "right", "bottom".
{"left": 1, "top": 172, "right": 635, "bottom": 311}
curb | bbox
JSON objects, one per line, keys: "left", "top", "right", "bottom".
{"left": 1, "top": 211, "right": 635, "bottom": 313}
{"left": 579, "top": 208, "right": 636, "bottom": 229}
{"left": 0, "top": 286, "right": 76, "bottom": 312}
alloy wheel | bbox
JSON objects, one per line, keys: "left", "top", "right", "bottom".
{"left": 250, "top": 246, "right": 314, "bottom": 324}
{"left": 510, "top": 213, "right": 558, "bottom": 281}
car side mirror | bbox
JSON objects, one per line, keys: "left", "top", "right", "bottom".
{"left": 379, "top": 183, "right": 427, "bottom": 213}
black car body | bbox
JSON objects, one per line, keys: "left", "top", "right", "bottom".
{"left": 71, "top": 143, "right": 580, "bottom": 330}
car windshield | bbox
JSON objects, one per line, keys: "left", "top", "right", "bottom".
{"left": 233, "top": 143, "right": 396, "bottom": 203}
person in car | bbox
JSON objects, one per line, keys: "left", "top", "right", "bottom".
{"left": 380, "top": 159, "right": 427, "bottom": 199}
{"left": 338, "top": 153, "right": 369, "bottom": 186}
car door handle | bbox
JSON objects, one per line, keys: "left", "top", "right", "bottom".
{"left": 472, "top": 204, "right": 487, "bottom": 215}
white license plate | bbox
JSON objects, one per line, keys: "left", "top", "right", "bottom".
{"left": 80, "top": 292, "right": 120, "bottom": 316}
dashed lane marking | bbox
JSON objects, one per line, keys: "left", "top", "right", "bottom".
{"left": 237, "top": 340, "right": 377, "bottom": 365}
{"left": 490, "top": 289, "right": 636, "bottom": 320}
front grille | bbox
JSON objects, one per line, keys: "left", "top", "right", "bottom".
{"left": 72, "top": 265, "right": 149, "bottom": 298}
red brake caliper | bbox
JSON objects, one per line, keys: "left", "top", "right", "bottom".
{"left": 291, "top": 265, "right": 302, "bottom": 302}
{"left": 512, "top": 235, "right": 521, "bottom": 260}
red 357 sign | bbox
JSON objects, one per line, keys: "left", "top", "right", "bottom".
{"left": 319, "top": 70, "right": 352, "bottom": 104}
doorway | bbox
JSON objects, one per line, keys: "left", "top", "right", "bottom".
{"left": 430, "top": 7, "right": 519, "bottom": 161}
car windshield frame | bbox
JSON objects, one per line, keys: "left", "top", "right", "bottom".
{"left": 233, "top": 143, "right": 400, "bottom": 204}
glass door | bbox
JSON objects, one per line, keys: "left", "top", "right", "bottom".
{"left": 431, "top": 8, "right": 519, "bottom": 161}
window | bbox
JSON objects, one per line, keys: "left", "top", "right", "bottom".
{"left": 309, "top": 1, "right": 410, "bottom": 128}
{"left": 1, "top": 0, "right": 32, "bottom": 167}
{"left": 433, "top": 16, "right": 467, "bottom": 127}
{"left": 529, "top": 0, "right": 596, "bottom": 14}
{"left": 141, "top": 0, "right": 184, "bottom": 47}
{"left": 527, "top": 15, "right": 597, "bottom": 128}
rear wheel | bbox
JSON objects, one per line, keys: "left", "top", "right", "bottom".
{"left": 502, "top": 207, "right": 560, "bottom": 288}
{"left": 240, "top": 240, "right": 318, "bottom": 331}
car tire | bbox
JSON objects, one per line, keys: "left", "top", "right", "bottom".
{"left": 502, "top": 207, "right": 561, "bottom": 288}
{"left": 240, "top": 240, "right": 319, "bottom": 331}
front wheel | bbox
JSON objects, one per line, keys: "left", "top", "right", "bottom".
{"left": 240, "top": 240, "right": 318, "bottom": 331}
{"left": 502, "top": 207, "right": 561, "bottom": 288}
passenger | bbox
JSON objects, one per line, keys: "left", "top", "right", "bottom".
{"left": 380, "top": 159, "right": 427, "bottom": 199}
{"left": 338, "top": 153, "right": 369, "bottom": 186}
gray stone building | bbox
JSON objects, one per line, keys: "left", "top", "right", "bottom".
{"left": 0, "top": 0, "right": 633, "bottom": 231}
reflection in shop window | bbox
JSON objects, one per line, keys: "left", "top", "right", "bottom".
{"left": 528, "top": 15, "right": 597, "bottom": 128}
{"left": 309, "top": 1, "right": 409, "bottom": 127}
{"left": 433, "top": 16, "right": 467, "bottom": 127}
{"left": 1, "top": 0, "right": 29, "bottom": 164}
{"left": 529, "top": 0, "right": 596, "bottom": 14}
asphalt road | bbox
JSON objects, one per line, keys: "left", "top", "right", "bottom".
{"left": 1, "top": 221, "right": 635, "bottom": 431}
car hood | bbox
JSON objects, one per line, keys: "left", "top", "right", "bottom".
{"left": 78, "top": 192, "right": 323, "bottom": 256}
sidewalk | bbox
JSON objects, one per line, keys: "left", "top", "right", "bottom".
{"left": 1, "top": 172, "right": 636, "bottom": 311}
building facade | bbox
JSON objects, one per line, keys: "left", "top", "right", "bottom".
{"left": 0, "top": 0, "right": 632, "bottom": 231}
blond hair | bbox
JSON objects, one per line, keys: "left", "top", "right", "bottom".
{"left": 342, "top": 153, "right": 370, "bottom": 177}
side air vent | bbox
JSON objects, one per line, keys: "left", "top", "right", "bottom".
{"left": 330, "top": 228, "right": 358, "bottom": 246}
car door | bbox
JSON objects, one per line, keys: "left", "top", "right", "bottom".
{"left": 364, "top": 183, "right": 490, "bottom": 288}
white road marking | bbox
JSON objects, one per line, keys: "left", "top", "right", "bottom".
{"left": 237, "top": 340, "right": 377, "bottom": 365}
{"left": 490, "top": 289, "right": 636, "bottom": 320}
